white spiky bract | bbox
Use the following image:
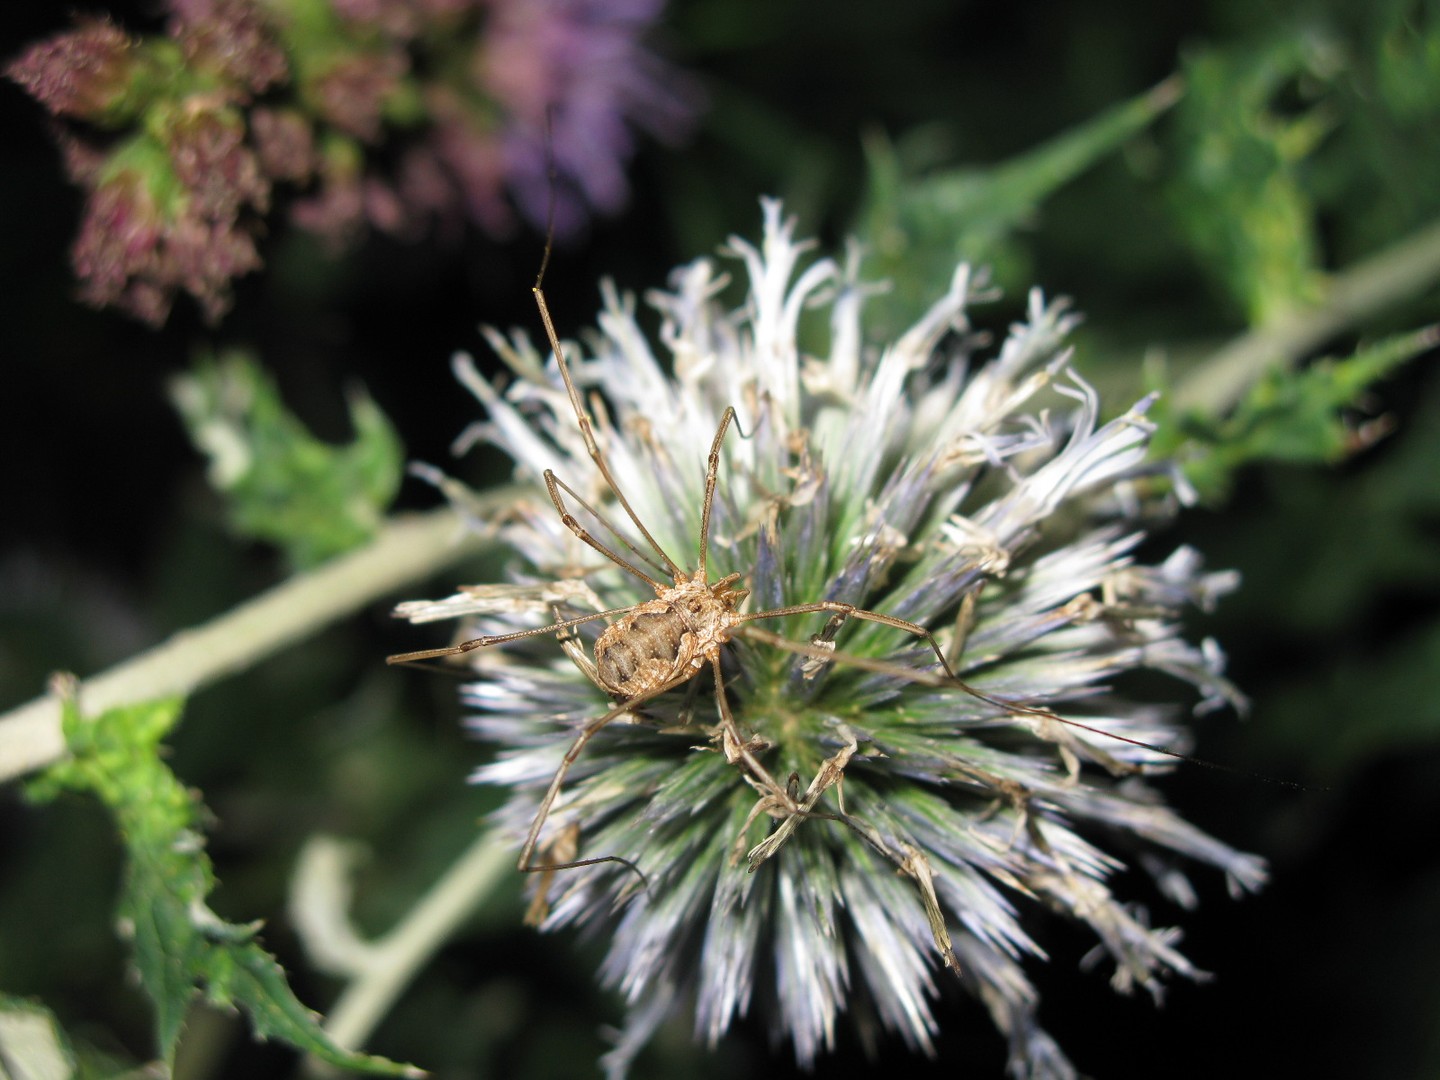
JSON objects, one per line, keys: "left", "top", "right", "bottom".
{"left": 402, "top": 201, "right": 1265, "bottom": 1079}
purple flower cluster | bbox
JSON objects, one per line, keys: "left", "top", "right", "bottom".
{"left": 8, "top": 0, "right": 698, "bottom": 325}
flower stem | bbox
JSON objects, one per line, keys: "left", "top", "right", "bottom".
{"left": 0, "top": 497, "right": 518, "bottom": 784}
{"left": 292, "top": 831, "right": 514, "bottom": 1070}
{"left": 1175, "top": 215, "right": 1440, "bottom": 413}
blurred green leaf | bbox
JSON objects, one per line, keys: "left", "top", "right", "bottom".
{"left": 856, "top": 77, "right": 1181, "bottom": 338}
{"left": 170, "top": 350, "right": 403, "bottom": 570}
{"left": 26, "top": 690, "right": 418, "bottom": 1077}
{"left": 1150, "top": 325, "right": 1437, "bottom": 501}
{"left": 1256, "top": 611, "right": 1440, "bottom": 773}
{"left": 1373, "top": 1, "right": 1440, "bottom": 121}
{"left": 1165, "top": 36, "right": 1337, "bottom": 325}
{"left": 1205, "top": 354, "right": 1440, "bottom": 641}
{"left": 1315, "top": 1, "right": 1440, "bottom": 261}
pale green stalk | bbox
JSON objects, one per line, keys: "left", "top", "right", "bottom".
{"left": 0, "top": 498, "right": 517, "bottom": 784}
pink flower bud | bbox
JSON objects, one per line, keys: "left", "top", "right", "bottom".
{"left": 6, "top": 17, "right": 141, "bottom": 124}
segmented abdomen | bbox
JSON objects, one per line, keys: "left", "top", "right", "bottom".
{"left": 595, "top": 607, "right": 689, "bottom": 696}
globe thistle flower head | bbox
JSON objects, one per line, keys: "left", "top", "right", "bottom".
{"left": 398, "top": 201, "right": 1266, "bottom": 1078}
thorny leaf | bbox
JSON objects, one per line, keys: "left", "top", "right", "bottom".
{"left": 857, "top": 77, "right": 1181, "bottom": 337}
{"left": 169, "top": 349, "right": 403, "bottom": 569}
{"left": 26, "top": 683, "right": 419, "bottom": 1077}
{"left": 1165, "top": 36, "right": 1336, "bottom": 325}
{"left": 1150, "top": 325, "right": 1438, "bottom": 501}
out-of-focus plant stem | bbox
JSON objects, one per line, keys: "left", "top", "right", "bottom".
{"left": 1176, "top": 215, "right": 1440, "bottom": 414}
{"left": 0, "top": 496, "right": 520, "bottom": 784}
{"left": 292, "top": 831, "right": 513, "bottom": 1074}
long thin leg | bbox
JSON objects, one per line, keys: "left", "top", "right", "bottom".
{"left": 547, "top": 471, "right": 673, "bottom": 582}
{"left": 545, "top": 470, "right": 667, "bottom": 591}
{"left": 948, "top": 586, "right": 982, "bottom": 670}
{"left": 385, "top": 603, "right": 639, "bottom": 665}
{"left": 707, "top": 652, "right": 795, "bottom": 809}
{"left": 733, "top": 624, "right": 1281, "bottom": 781}
{"left": 523, "top": 647, "right": 798, "bottom": 887}
{"left": 744, "top": 733, "right": 858, "bottom": 871}
{"left": 552, "top": 603, "right": 606, "bottom": 692}
{"left": 697, "top": 406, "right": 740, "bottom": 578}
{"left": 735, "top": 600, "right": 960, "bottom": 680}
{"left": 532, "top": 283, "right": 683, "bottom": 580}
{"left": 517, "top": 672, "right": 695, "bottom": 878}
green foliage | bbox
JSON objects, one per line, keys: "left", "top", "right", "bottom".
{"left": 1194, "top": 358, "right": 1440, "bottom": 782}
{"left": 170, "top": 350, "right": 403, "bottom": 570}
{"left": 25, "top": 689, "right": 418, "bottom": 1077}
{"left": 1312, "top": 0, "right": 1440, "bottom": 254}
{"left": 1260, "top": 596, "right": 1440, "bottom": 771}
{"left": 855, "top": 78, "right": 1182, "bottom": 339}
{"left": 1165, "top": 36, "right": 1335, "bottom": 325}
{"left": 1150, "top": 326, "right": 1437, "bottom": 501}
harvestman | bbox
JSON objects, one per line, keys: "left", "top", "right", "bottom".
{"left": 387, "top": 241, "right": 1220, "bottom": 892}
